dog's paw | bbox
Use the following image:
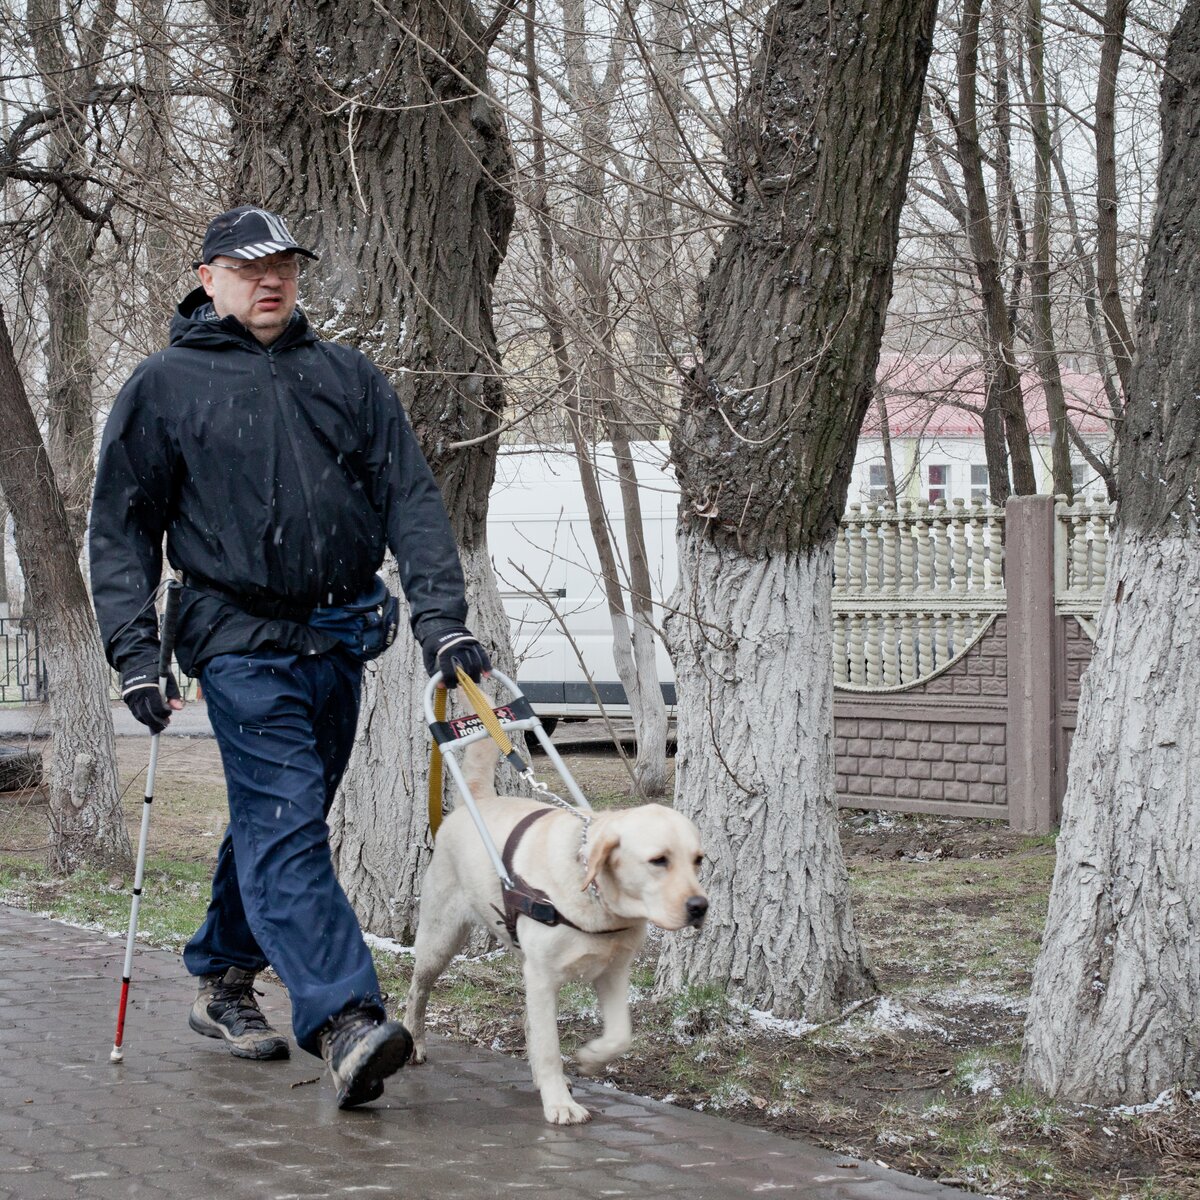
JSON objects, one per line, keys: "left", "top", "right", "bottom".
{"left": 544, "top": 1099, "right": 592, "bottom": 1125}
{"left": 575, "top": 1047, "right": 610, "bottom": 1077}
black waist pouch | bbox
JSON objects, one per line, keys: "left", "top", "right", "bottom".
{"left": 307, "top": 576, "right": 400, "bottom": 663}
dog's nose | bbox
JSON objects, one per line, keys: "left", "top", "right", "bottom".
{"left": 685, "top": 896, "right": 709, "bottom": 927}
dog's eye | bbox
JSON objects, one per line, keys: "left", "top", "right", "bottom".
{"left": 649, "top": 854, "right": 669, "bottom": 868}
{"left": 694, "top": 854, "right": 704, "bottom": 869}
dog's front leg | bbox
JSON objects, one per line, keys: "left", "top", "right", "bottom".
{"left": 576, "top": 951, "right": 635, "bottom": 1075}
{"left": 523, "top": 958, "right": 590, "bottom": 1125}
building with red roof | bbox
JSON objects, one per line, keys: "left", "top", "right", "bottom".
{"left": 850, "top": 355, "right": 1116, "bottom": 505}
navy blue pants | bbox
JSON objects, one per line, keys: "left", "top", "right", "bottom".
{"left": 182, "top": 650, "right": 384, "bottom": 1054}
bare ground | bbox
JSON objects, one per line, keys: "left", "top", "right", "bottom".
{"left": 2, "top": 729, "right": 1198, "bottom": 1199}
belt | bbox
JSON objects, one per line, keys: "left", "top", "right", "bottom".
{"left": 182, "top": 576, "right": 315, "bottom": 624}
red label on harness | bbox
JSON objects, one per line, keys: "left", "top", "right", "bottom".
{"left": 448, "top": 707, "right": 516, "bottom": 740}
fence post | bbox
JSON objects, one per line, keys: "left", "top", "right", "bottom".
{"left": 1005, "top": 495, "right": 1056, "bottom": 832}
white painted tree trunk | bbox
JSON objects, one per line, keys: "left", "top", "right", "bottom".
{"left": 331, "top": 542, "right": 513, "bottom": 940}
{"left": 603, "top": 598, "right": 668, "bottom": 799}
{"left": 1021, "top": 533, "right": 1200, "bottom": 1102}
{"left": 628, "top": 610, "right": 669, "bottom": 796}
{"left": 655, "top": 527, "right": 874, "bottom": 1017}
{"left": 45, "top": 605, "right": 127, "bottom": 873}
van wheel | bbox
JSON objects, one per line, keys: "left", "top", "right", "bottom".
{"left": 535, "top": 717, "right": 558, "bottom": 739}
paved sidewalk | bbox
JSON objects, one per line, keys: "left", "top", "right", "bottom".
{"left": 0, "top": 702, "right": 215, "bottom": 740}
{"left": 0, "top": 907, "right": 974, "bottom": 1200}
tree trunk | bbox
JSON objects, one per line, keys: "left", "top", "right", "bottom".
{"left": 28, "top": 0, "right": 119, "bottom": 552}
{"left": 608, "top": 435, "right": 670, "bottom": 796}
{"left": 0, "top": 491, "right": 8, "bottom": 606}
{"left": 1021, "top": 0, "right": 1200, "bottom": 1103}
{"left": 216, "top": 0, "right": 515, "bottom": 939}
{"left": 1025, "top": 0, "right": 1073, "bottom": 499}
{"left": 1095, "top": 0, "right": 1135, "bottom": 403}
{"left": 657, "top": 0, "right": 936, "bottom": 1017}
{"left": 876, "top": 395, "right": 898, "bottom": 504}
{"left": 0, "top": 308, "right": 127, "bottom": 872}
{"left": 631, "top": 0, "right": 686, "bottom": 441}
{"left": 1049, "top": 87, "right": 1124, "bottom": 501}
{"left": 954, "top": 0, "right": 1038, "bottom": 497}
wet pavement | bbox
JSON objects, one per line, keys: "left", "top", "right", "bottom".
{"left": 0, "top": 905, "right": 975, "bottom": 1199}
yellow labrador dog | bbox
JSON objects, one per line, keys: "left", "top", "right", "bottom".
{"left": 405, "top": 739, "right": 707, "bottom": 1124}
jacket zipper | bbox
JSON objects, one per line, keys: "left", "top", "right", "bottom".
{"left": 266, "top": 345, "right": 328, "bottom": 604}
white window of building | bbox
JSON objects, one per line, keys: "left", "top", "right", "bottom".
{"left": 928, "top": 463, "right": 949, "bottom": 504}
{"left": 868, "top": 463, "right": 889, "bottom": 503}
{"left": 971, "top": 463, "right": 989, "bottom": 503}
{"left": 1072, "top": 462, "right": 1096, "bottom": 497}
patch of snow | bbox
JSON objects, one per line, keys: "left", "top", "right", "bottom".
{"left": 361, "top": 932, "right": 414, "bottom": 956}
{"left": 464, "top": 947, "right": 507, "bottom": 963}
{"left": 1110, "top": 1088, "right": 1200, "bottom": 1117}
{"left": 864, "top": 997, "right": 946, "bottom": 1037}
{"left": 960, "top": 1062, "right": 1002, "bottom": 1096}
{"left": 922, "top": 985, "right": 1029, "bottom": 1015}
{"left": 743, "top": 1006, "right": 819, "bottom": 1038}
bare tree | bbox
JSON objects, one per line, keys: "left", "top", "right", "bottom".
{"left": 953, "top": 0, "right": 1039, "bottom": 498}
{"left": 208, "top": 0, "right": 517, "bottom": 938}
{"left": 0, "top": 0, "right": 211, "bottom": 872}
{"left": 1025, "top": 0, "right": 1074, "bottom": 497}
{"left": 1094, "top": 0, "right": 1136, "bottom": 401}
{"left": 1021, "top": 0, "right": 1200, "bottom": 1102}
{"left": 656, "top": 0, "right": 938, "bottom": 1017}
{"left": 0, "top": 308, "right": 127, "bottom": 870}
{"left": 27, "top": 0, "right": 121, "bottom": 549}
{"left": 515, "top": 0, "right": 672, "bottom": 795}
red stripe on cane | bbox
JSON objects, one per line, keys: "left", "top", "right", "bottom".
{"left": 114, "top": 979, "right": 130, "bottom": 1048}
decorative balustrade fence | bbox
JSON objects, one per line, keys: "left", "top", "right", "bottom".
{"left": 834, "top": 499, "right": 1006, "bottom": 689}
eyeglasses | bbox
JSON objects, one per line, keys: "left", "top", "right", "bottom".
{"left": 209, "top": 258, "right": 302, "bottom": 281}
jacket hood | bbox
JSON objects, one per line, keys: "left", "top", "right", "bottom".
{"left": 170, "top": 285, "right": 316, "bottom": 352}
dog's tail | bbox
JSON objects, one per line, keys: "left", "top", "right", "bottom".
{"left": 461, "top": 738, "right": 500, "bottom": 799}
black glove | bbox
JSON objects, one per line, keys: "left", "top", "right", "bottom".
{"left": 121, "top": 665, "right": 181, "bottom": 734}
{"left": 420, "top": 626, "right": 491, "bottom": 688}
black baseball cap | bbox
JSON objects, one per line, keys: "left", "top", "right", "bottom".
{"left": 194, "top": 205, "right": 318, "bottom": 267}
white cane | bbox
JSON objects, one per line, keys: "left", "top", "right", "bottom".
{"left": 110, "top": 580, "right": 182, "bottom": 1063}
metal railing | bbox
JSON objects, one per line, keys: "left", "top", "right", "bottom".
{"left": 0, "top": 617, "right": 46, "bottom": 704}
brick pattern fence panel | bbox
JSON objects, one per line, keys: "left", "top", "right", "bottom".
{"left": 835, "top": 617, "right": 1009, "bottom": 819}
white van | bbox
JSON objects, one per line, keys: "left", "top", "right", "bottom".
{"left": 487, "top": 443, "right": 678, "bottom": 723}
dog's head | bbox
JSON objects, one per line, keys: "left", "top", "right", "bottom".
{"left": 581, "top": 806, "right": 708, "bottom": 931}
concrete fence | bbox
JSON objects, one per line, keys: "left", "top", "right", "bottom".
{"left": 833, "top": 494, "right": 1114, "bottom": 832}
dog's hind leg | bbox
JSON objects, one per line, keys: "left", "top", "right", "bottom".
{"left": 576, "top": 948, "right": 637, "bottom": 1075}
{"left": 405, "top": 907, "right": 473, "bottom": 1065}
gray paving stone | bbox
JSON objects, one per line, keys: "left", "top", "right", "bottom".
{"left": 1, "top": 903, "right": 973, "bottom": 1199}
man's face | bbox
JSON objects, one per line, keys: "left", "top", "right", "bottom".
{"left": 196, "top": 252, "right": 300, "bottom": 345}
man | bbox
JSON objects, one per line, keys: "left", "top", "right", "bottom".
{"left": 90, "top": 205, "right": 490, "bottom": 1109}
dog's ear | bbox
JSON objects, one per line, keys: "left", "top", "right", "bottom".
{"left": 581, "top": 821, "right": 620, "bottom": 891}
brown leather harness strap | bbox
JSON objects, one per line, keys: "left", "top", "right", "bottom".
{"left": 492, "top": 808, "right": 628, "bottom": 946}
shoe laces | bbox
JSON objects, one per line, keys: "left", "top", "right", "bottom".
{"left": 209, "top": 974, "right": 271, "bottom": 1035}
{"left": 321, "top": 1008, "right": 380, "bottom": 1062}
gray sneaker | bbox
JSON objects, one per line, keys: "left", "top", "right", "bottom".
{"left": 188, "top": 967, "right": 290, "bottom": 1060}
{"left": 319, "top": 1007, "right": 412, "bottom": 1109}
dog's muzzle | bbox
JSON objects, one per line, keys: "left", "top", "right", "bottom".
{"left": 685, "top": 896, "right": 709, "bottom": 928}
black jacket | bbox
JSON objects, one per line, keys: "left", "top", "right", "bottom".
{"left": 90, "top": 287, "right": 468, "bottom": 678}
